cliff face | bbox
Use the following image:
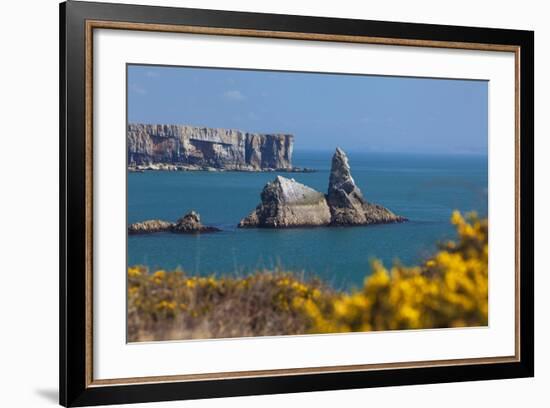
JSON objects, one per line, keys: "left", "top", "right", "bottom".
{"left": 127, "top": 124, "right": 293, "bottom": 171}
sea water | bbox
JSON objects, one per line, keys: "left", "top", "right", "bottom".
{"left": 127, "top": 151, "right": 487, "bottom": 290}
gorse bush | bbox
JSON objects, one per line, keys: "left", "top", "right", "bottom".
{"left": 297, "top": 211, "right": 488, "bottom": 333}
{"left": 128, "top": 211, "right": 488, "bottom": 341}
{"left": 127, "top": 268, "right": 333, "bottom": 341}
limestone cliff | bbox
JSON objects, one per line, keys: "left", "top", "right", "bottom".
{"left": 127, "top": 124, "right": 294, "bottom": 171}
{"left": 239, "top": 148, "right": 406, "bottom": 228}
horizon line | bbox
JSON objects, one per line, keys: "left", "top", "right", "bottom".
{"left": 293, "top": 148, "right": 488, "bottom": 157}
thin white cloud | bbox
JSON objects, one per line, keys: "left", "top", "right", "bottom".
{"left": 129, "top": 83, "right": 147, "bottom": 95}
{"left": 247, "top": 112, "right": 260, "bottom": 121}
{"left": 145, "top": 70, "right": 160, "bottom": 78}
{"left": 223, "top": 90, "right": 246, "bottom": 101}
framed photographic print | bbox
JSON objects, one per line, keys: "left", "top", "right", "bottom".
{"left": 60, "top": 1, "right": 534, "bottom": 406}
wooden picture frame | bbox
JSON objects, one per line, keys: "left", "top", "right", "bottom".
{"left": 60, "top": 1, "right": 534, "bottom": 406}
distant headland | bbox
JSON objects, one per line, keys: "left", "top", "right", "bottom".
{"left": 127, "top": 124, "right": 314, "bottom": 172}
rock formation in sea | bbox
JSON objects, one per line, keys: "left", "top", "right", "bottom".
{"left": 327, "top": 147, "right": 405, "bottom": 225}
{"left": 127, "top": 124, "right": 302, "bottom": 171}
{"left": 239, "top": 176, "right": 332, "bottom": 228}
{"left": 128, "top": 211, "right": 221, "bottom": 234}
{"left": 239, "top": 148, "right": 406, "bottom": 228}
{"left": 127, "top": 219, "right": 174, "bottom": 234}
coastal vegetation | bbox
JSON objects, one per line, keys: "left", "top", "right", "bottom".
{"left": 128, "top": 211, "right": 487, "bottom": 342}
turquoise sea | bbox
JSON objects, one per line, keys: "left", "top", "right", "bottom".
{"left": 127, "top": 151, "right": 487, "bottom": 290}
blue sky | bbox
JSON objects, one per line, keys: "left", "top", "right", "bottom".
{"left": 127, "top": 64, "right": 488, "bottom": 155}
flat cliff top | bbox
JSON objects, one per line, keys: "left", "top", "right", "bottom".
{"left": 128, "top": 123, "right": 293, "bottom": 138}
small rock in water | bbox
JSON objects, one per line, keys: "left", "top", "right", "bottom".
{"left": 128, "top": 219, "right": 173, "bottom": 235}
{"left": 128, "top": 211, "right": 221, "bottom": 234}
{"left": 172, "top": 211, "right": 220, "bottom": 233}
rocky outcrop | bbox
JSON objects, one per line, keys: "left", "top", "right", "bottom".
{"left": 327, "top": 148, "right": 405, "bottom": 225}
{"left": 171, "top": 211, "right": 220, "bottom": 233}
{"left": 127, "top": 124, "right": 299, "bottom": 171}
{"left": 239, "top": 176, "right": 331, "bottom": 228}
{"left": 128, "top": 211, "right": 220, "bottom": 235}
{"left": 127, "top": 219, "right": 174, "bottom": 234}
{"left": 239, "top": 148, "right": 406, "bottom": 228}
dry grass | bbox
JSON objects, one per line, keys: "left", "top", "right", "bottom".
{"left": 127, "top": 269, "right": 333, "bottom": 341}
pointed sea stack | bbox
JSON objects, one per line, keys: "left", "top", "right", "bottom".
{"left": 238, "top": 176, "right": 331, "bottom": 228}
{"left": 327, "top": 147, "right": 406, "bottom": 225}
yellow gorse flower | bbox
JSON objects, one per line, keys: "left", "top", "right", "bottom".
{"left": 150, "top": 270, "right": 166, "bottom": 285}
{"left": 128, "top": 266, "right": 143, "bottom": 277}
